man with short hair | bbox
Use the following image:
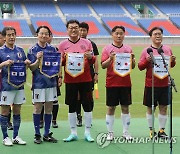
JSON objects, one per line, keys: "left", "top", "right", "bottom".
{"left": 39, "top": 32, "right": 61, "bottom": 129}
{"left": 101, "top": 25, "right": 135, "bottom": 141}
{"left": 28, "top": 26, "right": 59, "bottom": 144}
{"left": 59, "top": 19, "right": 96, "bottom": 142}
{"left": 0, "top": 27, "right": 30, "bottom": 146}
{"left": 138, "top": 27, "right": 176, "bottom": 139}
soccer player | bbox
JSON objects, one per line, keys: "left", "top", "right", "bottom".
{"left": 138, "top": 27, "right": 176, "bottom": 139}
{"left": 59, "top": 19, "right": 96, "bottom": 142}
{"left": 40, "top": 32, "right": 61, "bottom": 129}
{"left": 0, "top": 31, "right": 13, "bottom": 130}
{"left": 28, "top": 26, "right": 59, "bottom": 144}
{"left": 76, "top": 22, "right": 99, "bottom": 127}
{"left": 0, "top": 27, "right": 30, "bottom": 146}
{"left": 101, "top": 26, "right": 135, "bottom": 141}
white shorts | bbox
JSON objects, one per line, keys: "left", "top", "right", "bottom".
{"left": 32, "top": 87, "right": 57, "bottom": 103}
{"left": 0, "top": 89, "right": 26, "bottom": 105}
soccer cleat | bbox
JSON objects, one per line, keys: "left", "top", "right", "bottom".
{"left": 158, "top": 129, "right": 168, "bottom": 139}
{"left": 77, "top": 115, "right": 82, "bottom": 127}
{"left": 43, "top": 132, "right": 58, "bottom": 143}
{"left": 34, "top": 134, "right": 42, "bottom": 144}
{"left": 150, "top": 130, "right": 157, "bottom": 139}
{"left": 7, "top": 122, "right": 13, "bottom": 130}
{"left": 63, "top": 134, "right": 78, "bottom": 142}
{"left": 12, "top": 136, "right": 26, "bottom": 145}
{"left": 40, "top": 121, "right": 43, "bottom": 129}
{"left": 85, "top": 134, "right": 94, "bottom": 142}
{"left": 106, "top": 132, "right": 114, "bottom": 141}
{"left": 3, "top": 137, "right": 13, "bottom": 146}
{"left": 122, "top": 132, "right": 133, "bottom": 141}
{"left": 52, "top": 121, "right": 58, "bottom": 128}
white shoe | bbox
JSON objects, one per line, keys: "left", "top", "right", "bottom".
{"left": 106, "top": 132, "right": 114, "bottom": 141}
{"left": 122, "top": 132, "right": 133, "bottom": 140}
{"left": 3, "top": 137, "right": 13, "bottom": 146}
{"left": 12, "top": 136, "right": 26, "bottom": 145}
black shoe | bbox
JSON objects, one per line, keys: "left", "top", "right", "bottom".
{"left": 52, "top": 121, "right": 58, "bottom": 128}
{"left": 158, "top": 130, "right": 168, "bottom": 139}
{"left": 77, "top": 115, "right": 82, "bottom": 127}
{"left": 34, "top": 134, "right": 42, "bottom": 144}
{"left": 7, "top": 122, "right": 13, "bottom": 130}
{"left": 40, "top": 121, "right": 43, "bottom": 129}
{"left": 43, "top": 132, "right": 58, "bottom": 143}
{"left": 150, "top": 130, "right": 157, "bottom": 139}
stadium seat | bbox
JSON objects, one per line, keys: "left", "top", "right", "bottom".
{"left": 137, "top": 19, "right": 180, "bottom": 35}
{"left": 0, "top": 20, "right": 32, "bottom": 36}
{"left": 31, "top": 17, "right": 67, "bottom": 36}
{"left": 91, "top": 2, "right": 125, "bottom": 16}
{"left": 102, "top": 17, "right": 146, "bottom": 36}
{"left": 58, "top": 2, "right": 91, "bottom": 16}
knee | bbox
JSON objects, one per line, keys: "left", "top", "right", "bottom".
{"left": 107, "top": 106, "right": 116, "bottom": 115}
{"left": 159, "top": 105, "right": 167, "bottom": 115}
{"left": 121, "top": 105, "right": 129, "bottom": 114}
{"left": 34, "top": 106, "right": 42, "bottom": 114}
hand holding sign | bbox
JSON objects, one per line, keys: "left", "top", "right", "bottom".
{"left": 4, "top": 59, "right": 14, "bottom": 66}
{"left": 37, "top": 51, "right": 43, "bottom": 60}
{"left": 84, "top": 50, "right": 93, "bottom": 60}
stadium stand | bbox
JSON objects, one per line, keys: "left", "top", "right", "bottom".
{"left": 0, "top": 0, "right": 180, "bottom": 37}
{"left": 102, "top": 17, "right": 147, "bottom": 36}
{"left": 31, "top": 17, "right": 67, "bottom": 36}
{"left": 91, "top": 2, "right": 125, "bottom": 16}
{"left": 153, "top": 2, "right": 180, "bottom": 15}
{"left": 144, "top": 2, "right": 159, "bottom": 15}
{"left": 121, "top": 2, "right": 140, "bottom": 16}
{"left": 137, "top": 19, "right": 180, "bottom": 35}
{"left": 170, "top": 17, "right": 180, "bottom": 28}
{"left": 58, "top": 2, "right": 92, "bottom": 16}
{"left": 0, "top": 19, "right": 32, "bottom": 36}
{"left": 25, "top": 1, "right": 58, "bottom": 15}
{"left": 13, "top": 2, "right": 24, "bottom": 15}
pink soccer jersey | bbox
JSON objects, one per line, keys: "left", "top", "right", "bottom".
{"left": 101, "top": 44, "right": 133, "bottom": 87}
{"left": 58, "top": 38, "right": 95, "bottom": 83}
{"left": 138, "top": 45, "right": 176, "bottom": 87}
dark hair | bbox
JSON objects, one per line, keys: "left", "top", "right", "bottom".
{"left": 36, "top": 25, "right": 51, "bottom": 36}
{"left": 112, "top": 26, "right": 125, "bottom": 33}
{"left": 66, "top": 19, "right": 80, "bottom": 28}
{"left": 79, "top": 22, "right": 89, "bottom": 32}
{"left": 149, "top": 27, "right": 163, "bottom": 36}
{"left": 2, "top": 26, "right": 16, "bottom": 36}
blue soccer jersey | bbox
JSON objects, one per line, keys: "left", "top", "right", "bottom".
{"left": 0, "top": 45, "right": 26, "bottom": 91}
{"left": 28, "top": 43, "right": 58, "bottom": 89}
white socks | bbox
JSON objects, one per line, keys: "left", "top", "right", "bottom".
{"left": 146, "top": 113, "right": 153, "bottom": 129}
{"left": 68, "top": 112, "right": 77, "bottom": 135}
{"left": 121, "top": 113, "right": 131, "bottom": 133}
{"left": 106, "top": 114, "right": 115, "bottom": 132}
{"left": 146, "top": 113, "right": 167, "bottom": 130}
{"left": 158, "top": 113, "right": 167, "bottom": 130}
{"left": 84, "top": 112, "right": 92, "bottom": 135}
